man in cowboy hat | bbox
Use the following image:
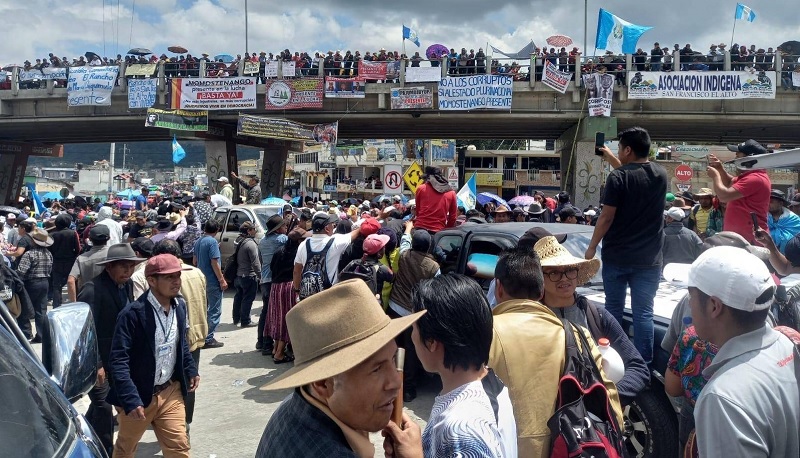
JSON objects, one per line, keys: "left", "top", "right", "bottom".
{"left": 414, "top": 166, "right": 457, "bottom": 233}
{"left": 107, "top": 254, "right": 200, "bottom": 458}
{"left": 688, "top": 188, "right": 723, "bottom": 239}
{"left": 256, "top": 214, "right": 288, "bottom": 354}
{"left": 707, "top": 139, "right": 772, "bottom": 242}
{"left": 150, "top": 211, "right": 187, "bottom": 244}
{"left": 17, "top": 227, "right": 53, "bottom": 343}
{"left": 256, "top": 280, "right": 425, "bottom": 457}
{"left": 767, "top": 189, "right": 800, "bottom": 253}
{"left": 77, "top": 243, "right": 146, "bottom": 456}
{"left": 492, "top": 204, "right": 512, "bottom": 223}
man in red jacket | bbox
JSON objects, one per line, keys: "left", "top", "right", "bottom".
{"left": 414, "top": 166, "right": 457, "bottom": 233}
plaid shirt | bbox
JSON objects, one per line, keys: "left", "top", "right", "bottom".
{"left": 18, "top": 246, "right": 53, "bottom": 280}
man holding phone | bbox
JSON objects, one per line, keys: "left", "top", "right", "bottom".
{"left": 707, "top": 139, "right": 772, "bottom": 243}
{"left": 586, "top": 127, "right": 667, "bottom": 364}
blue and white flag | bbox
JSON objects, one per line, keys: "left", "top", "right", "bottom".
{"left": 172, "top": 135, "right": 186, "bottom": 164}
{"left": 402, "top": 25, "right": 420, "bottom": 47}
{"left": 27, "top": 183, "right": 46, "bottom": 216}
{"left": 456, "top": 173, "right": 477, "bottom": 211}
{"left": 595, "top": 9, "right": 652, "bottom": 55}
{"left": 735, "top": 3, "right": 756, "bottom": 22}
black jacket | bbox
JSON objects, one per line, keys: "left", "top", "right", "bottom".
{"left": 78, "top": 270, "right": 134, "bottom": 370}
{"left": 107, "top": 293, "right": 198, "bottom": 413}
{"left": 49, "top": 228, "right": 80, "bottom": 273}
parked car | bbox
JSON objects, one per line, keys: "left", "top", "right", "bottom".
{"left": 212, "top": 205, "right": 291, "bottom": 263}
{"left": 0, "top": 300, "right": 106, "bottom": 457}
{"left": 433, "top": 222, "right": 679, "bottom": 458}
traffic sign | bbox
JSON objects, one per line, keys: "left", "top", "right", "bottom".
{"left": 446, "top": 167, "right": 459, "bottom": 189}
{"left": 403, "top": 161, "right": 424, "bottom": 195}
{"left": 676, "top": 183, "right": 692, "bottom": 193}
{"left": 675, "top": 164, "right": 693, "bottom": 182}
{"left": 383, "top": 165, "right": 403, "bottom": 194}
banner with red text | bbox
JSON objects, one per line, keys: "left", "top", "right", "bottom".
{"left": 170, "top": 77, "right": 257, "bottom": 110}
{"left": 358, "top": 60, "right": 387, "bottom": 79}
{"left": 582, "top": 73, "right": 613, "bottom": 116}
{"left": 542, "top": 61, "right": 572, "bottom": 94}
{"left": 265, "top": 79, "right": 324, "bottom": 109}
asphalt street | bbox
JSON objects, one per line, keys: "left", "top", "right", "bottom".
{"left": 70, "top": 290, "right": 437, "bottom": 457}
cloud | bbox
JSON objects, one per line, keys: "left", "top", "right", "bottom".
{"left": 1, "top": 1, "right": 799, "bottom": 64}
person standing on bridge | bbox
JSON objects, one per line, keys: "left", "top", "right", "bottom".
{"left": 231, "top": 171, "right": 262, "bottom": 204}
{"left": 414, "top": 166, "right": 457, "bottom": 234}
{"left": 707, "top": 139, "right": 772, "bottom": 243}
{"left": 585, "top": 127, "right": 667, "bottom": 365}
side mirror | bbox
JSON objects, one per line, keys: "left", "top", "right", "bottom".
{"left": 42, "top": 303, "right": 98, "bottom": 402}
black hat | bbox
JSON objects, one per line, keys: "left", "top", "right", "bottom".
{"left": 770, "top": 189, "right": 789, "bottom": 205}
{"left": 89, "top": 225, "right": 111, "bottom": 242}
{"left": 156, "top": 219, "right": 173, "bottom": 231}
{"left": 311, "top": 212, "right": 338, "bottom": 231}
{"left": 519, "top": 227, "right": 567, "bottom": 248}
{"left": 96, "top": 243, "right": 146, "bottom": 265}
{"left": 727, "top": 139, "right": 769, "bottom": 157}
{"left": 265, "top": 214, "right": 285, "bottom": 235}
{"left": 680, "top": 191, "right": 696, "bottom": 204}
{"left": 130, "top": 237, "right": 155, "bottom": 257}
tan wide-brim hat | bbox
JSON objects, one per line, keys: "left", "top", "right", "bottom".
{"left": 694, "top": 188, "right": 713, "bottom": 198}
{"left": 261, "top": 280, "right": 425, "bottom": 391}
{"left": 534, "top": 236, "right": 600, "bottom": 285}
{"left": 30, "top": 227, "right": 54, "bottom": 247}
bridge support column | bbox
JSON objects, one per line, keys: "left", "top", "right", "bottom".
{"left": 556, "top": 117, "right": 617, "bottom": 210}
{"left": 205, "top": 140, "right": 239, "bottom": 202}
{"left": 260, "top": 142, "right": 290, "bottom": 199}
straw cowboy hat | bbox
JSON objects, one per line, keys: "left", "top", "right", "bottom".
{"left": 534, "top": 236, "right": 600, "bottom": 285}
{"left": 30, "top": 227, "right": 54, "bottom": 248}
{"left": 261, "top": 280, "right": 425, "bottom": 391}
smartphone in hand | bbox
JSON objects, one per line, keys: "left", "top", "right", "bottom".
{"left": 751, "top": 212, "right": 760, "bottom": 232}
{"left": 594, "top": 132, "right": 605, "bottom": 156}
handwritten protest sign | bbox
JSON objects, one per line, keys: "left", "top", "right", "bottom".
{"left": 437, "top": 74, "right": 512, "bottom": 110}
{"left": 67, "top": 66, "right": 119, "bottom": 107}
{"left": 128, "top": 79, "right": 158, "bottom": 109}
{"left": 244, "top": 61, "right": 260, "bottom": 75}
{"left": 124, "top": 64, "right": 157, "bottom": 77}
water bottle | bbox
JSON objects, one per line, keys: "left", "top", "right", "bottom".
{"left": 597, "top": 338, "right": 625, "bottom": 384}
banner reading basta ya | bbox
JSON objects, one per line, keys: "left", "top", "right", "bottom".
{"left": 170, "top": 77, "right": 257, "bottom": 110}
{"left": 582, "top": 73, "right": 614, "bottom": 116}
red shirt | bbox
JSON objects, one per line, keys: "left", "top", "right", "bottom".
{"left": 414, "top": 183, "right": 457, "bottom": 232}
{"left": 724, "top": 170, "right": 771, "bottom": 243}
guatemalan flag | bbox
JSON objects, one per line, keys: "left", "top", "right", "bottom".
{"left": 456, "top": 173, "right": 477, "bottom": 211}
{"left": 172, "top": 135, "right": 186, "bottom": 164}
{"left": 735, "top": 3, "right": 756, "bottom": 22}
{"left": 595, "top": 9, "right": 652, "bottom": 55}
{"left": 403, "top": 25, "right": 420, "bottom": 47}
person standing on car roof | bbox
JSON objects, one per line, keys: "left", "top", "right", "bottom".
{"left": 414, "top": 166, "right": 457, "bottom": 234}
{"left": 707, "top": 139, "right": 772, "bottom": 243}
{"left": 586, "top": 127, "right": 667, "bottom": 364}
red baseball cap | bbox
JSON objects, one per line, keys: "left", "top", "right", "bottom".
{"left": 145, "top": 254, "right": 183, "bottom": 276}
{"left": 360, "top": 217, "right": 381, "bottom": 236}
{"left": 363, "top": 234, "right": 390, "bottom": 255}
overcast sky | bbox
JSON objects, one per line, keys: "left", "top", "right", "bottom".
{"left": 2, "top": 0, "right": 797, "bottom": 64}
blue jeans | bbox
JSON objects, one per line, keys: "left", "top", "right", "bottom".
{"left": 233, "top": 276, "right": 258, "bottom": 325}
{"left": 650, "top": 62, "right": 661, "bottom": 72}
{"left": 205, "top": 286, "right": 222, "bottom": 343}
{"left": 601, "top": 263, "right": 661, "bottom": 364}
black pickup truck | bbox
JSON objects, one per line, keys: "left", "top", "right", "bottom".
{"left": 432, "top": 222, "right": 679, "bottom": 458}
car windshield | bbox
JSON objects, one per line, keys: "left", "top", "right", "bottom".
{"left": 253, "top": 206, "right": 282, "bottom": 228}
{"left": 0, "top": 325, "right": 73, "bottom": 456}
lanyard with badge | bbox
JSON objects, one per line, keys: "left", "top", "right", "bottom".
{"left": 153, "top": 303, "right": 175, "bottom": 377}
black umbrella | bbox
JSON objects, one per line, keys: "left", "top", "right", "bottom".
{"left": 0, "top": 206, "right": 25, "bottom": 218}
{"left": 127, "top": 48, "right": 153, "bottom": 56}
{"left": 778, "top": 41, "right": 800, "bottom": 56}
{"left": 85, "top": 51, "right": 101, "bottom": 61}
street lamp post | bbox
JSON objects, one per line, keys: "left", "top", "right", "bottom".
{"left": 584, "top": 0, "right": 588, "bottom": 58}
{"left": 245, "top": 0, "right": 249, "bottom": 55}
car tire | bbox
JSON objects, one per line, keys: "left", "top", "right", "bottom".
{"left": 623, "top": 389, "right": 678, "bottom": 458}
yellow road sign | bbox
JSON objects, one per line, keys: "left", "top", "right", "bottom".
{"left": 403, "top": 161, "right": 424, "bottom": 194}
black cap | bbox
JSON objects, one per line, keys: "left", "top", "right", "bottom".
{"left": 770, "top": 189, "right": 789, "bottom": 205}
{"left": 727, "top": 139, "right": 769, "bottom": 157}
{"left": 311, "top": 212, "right": 338, "bottom": 231}
{"left": 88, "top": 225, "right": 111, "bottom": 242}
{"left": 130, "top": 237, "right": 155, "bottom": 257}
{"left": 518, "top": 227, "right": 567, "bottom": 249}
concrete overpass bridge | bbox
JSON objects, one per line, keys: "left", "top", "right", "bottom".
{"left": 1, "top": 69, "right": 799, "bottom": 208}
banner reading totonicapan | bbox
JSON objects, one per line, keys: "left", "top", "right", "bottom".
{"left": 627, "top": 70, "right": 776, "bottom": 99}
{"left": 265, "top": 79, "right": 324, "bottom": 109}
{"left": 170, "top": 77, "right": 257, "bottom": 110}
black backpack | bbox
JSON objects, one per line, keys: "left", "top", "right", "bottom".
{"left": 222, "top": 238, "right": 250, "bottom": 284}
{"left": 774, "top": 284, "right": 800, "bottom": 332}
{"left": 298, "top": 238, "right": 335, "bottom": 300}
{"left": 547, "top": 319, "right": 624, "bottom": 458}
{"left": 339, "top": 258, "right": 380, "bottom": 295}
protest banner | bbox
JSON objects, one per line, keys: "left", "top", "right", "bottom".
{"left": 358, "top": 61, "right": 387, "bottom": 79}
{"left": 123, "top": 64, "right": 157, "bottom": 77}
{"left": 145, "top": 108, "right": 208, "bottom": 131}
{"left": 405, "top": 66, "right": 441, "bottom": 83}
{"left": 265, "top": 79, "right": 324, "bottom": 109}
{"left": 793, "top": 71, "right": 800, "bottom": 88}
{"left": 324, "top": 77, "right": 366, "bottom": 98}
{"left": 390, "top": 86, "right": 433, "bottom": 109}
{"left": 363, "top": 139, "right": 401, "bottom": 161}
{"left": 437, "top": 74, "right": 513, "bottom": 110}
{"left": 243, "top": 61, "right": 260, "bottom": 75}
{"left": 282, "top": 61, "right": 296, "bottom": 77}
{"left": 542, "top": 61, "right": 572, "bottom": 94}
{"left": 582, "top": 73, "right": 613, "bottom": 116}
{"left": 430, "top": 139, "right": 456, "bottom": 161}
{"left": 386, "top": 61, "right": 401, "bottom": 81}
{"left": 67, "top": 66, "right": 119, "bottom": 107}
{"left": 19, "top": 67, "right": 68, "bottom": 81}
{"left": 127, "top": 78, "right": 158, "bottom": 109}
{"left": 237, "top": 115, "right": 338, "bottom": 145}
{"left": 265, "top": 61, "right": 279, "bottom": 78}
{"left": 170, "top": 77, "right": 257, "bottom": 110}
{"left": 628, "top": 70, "right": 777, "bottom": 99}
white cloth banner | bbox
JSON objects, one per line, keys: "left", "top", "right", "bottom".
{"left": 792, "top": 72, "right": 800, "bottom": 88}
{"left": 265, "top": 62, "right": 279, "bottom": 78}
{"left": 19, "top": 67, "right": 68, "bottom": 81}
{"left": 582, "top": 73, "right": 613, "bottom": 116}
{"left": 127, "top": 78, "right": 158, "bottom": 109}
{"left": 171, "top": 77, "right": 257, "bottom": 110}
{"left": 283, "top": 61, "right": 296, "bottom": 77}
{"left": 628, "top": 71, "right": 777, "bottom": 99}
{"left": 405, "top": 66, "right": 441, "bottom": 83}
{"left": 542, "top": 61, "right": 572, "bottom": 94}
{"left": 438, "top": 74, "right": 513, "bottom": 110}
{"left": 67, "top": 66, "right": 119, "bottom": 106}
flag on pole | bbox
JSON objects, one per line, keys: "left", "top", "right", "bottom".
{"left": 735, "top": 3, "right": 756, "bottom": 22}
{"left": 402, "top": 25, "right": 420, "bottom": 47}
{"left": 595, "top": 9, "right": 652, "bottom": 55}
{"left": 172, "top": 135, "right": 186, "bottom": 164}
{"left": 27, "top": 183, "right": 46, "bottom": 216}
{"left": 456, "top": 173, "right": 477, "bottom": 211}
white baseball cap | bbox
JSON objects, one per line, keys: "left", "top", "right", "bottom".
{"left": 217, "top": 177, "right": 229, "bottom": 183}
{"left": 664, "top": 207, "right": 685, "bottom": 221}
{"left": 688, "top": 246, "right": 775, "bottom": 312}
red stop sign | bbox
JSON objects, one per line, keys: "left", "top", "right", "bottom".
{"left": 675, "top": 164, "right": 693, "bottom": 182}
